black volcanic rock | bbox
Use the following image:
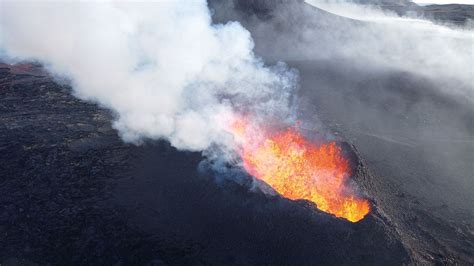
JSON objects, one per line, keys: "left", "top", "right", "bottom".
{"left": 0, "top": 64, "right": 412, "bottom": 264}
{"left": 0, "top": 64, "right": 202, "bottom": 265}
{"left": 209, "top": 1, "right": 474, "bottom": 264}
{"left": 344, "top": 0, "right": 473, "bottom": 25}
{"left": 415, "top": 4, "right": 474, "bottom": 26}
{"left": 233, "top": 0, "right": 474, "bottom": 26}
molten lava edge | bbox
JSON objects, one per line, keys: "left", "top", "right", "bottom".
{"left": 230, "top": 119, "right": 370, "bottom": 222}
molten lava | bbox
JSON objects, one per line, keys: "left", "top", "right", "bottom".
{"left": 229, "top": 118, "right": 370, "bottom": 222}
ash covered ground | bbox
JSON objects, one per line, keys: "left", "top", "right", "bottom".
{"left": 0, "top": 64, "right": 409, "bottom": 265}
{"left": 1, "top": 0, "right": 473, "bottom": 265}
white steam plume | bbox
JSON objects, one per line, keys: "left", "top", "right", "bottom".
{"left": 239, "top": 0, "right": 473, "bottom": 102}
{"left": 0, "top": 1, "right": 297, "bottom": 151}
{"left": 303, "top": 0, "right": 474, "bottom": 100}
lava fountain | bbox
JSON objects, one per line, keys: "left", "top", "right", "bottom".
{"left": 228, "top": 117, "right": 370, "bottom": 222}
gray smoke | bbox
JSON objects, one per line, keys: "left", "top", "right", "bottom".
{"left": 206, "top": 0, "right": 474, "bottom": 227}
{"left": 224, "top": 0, "right": 473, "bottom": 101}
{"left": 0, "top": 0, "right": 297, "bottom": 151}
{"left": 305, "top": 0, "right": 474, "bottom": 97}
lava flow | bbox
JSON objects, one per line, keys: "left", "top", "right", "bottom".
{"left": 229, "top": 118, "right": 370, "bottom": 222}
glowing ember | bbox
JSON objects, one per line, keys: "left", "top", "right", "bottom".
{"left": 229, "top": 118, "right": 370, "bottom": 222}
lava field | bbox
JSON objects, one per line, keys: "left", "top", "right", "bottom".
{"left": 0, "top": 0, "right": 473, "bottom": 265}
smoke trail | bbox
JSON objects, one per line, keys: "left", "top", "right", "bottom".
{"left": 221, "top": 0, "right": 473, "bottom": 102}
{"left": 0, "top": 0, "right": 297, "bottom": 151}
{"left": 303, "top": 0, "right": 474, "bottom": 100}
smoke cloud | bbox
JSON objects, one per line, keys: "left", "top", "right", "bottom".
{"left": 0, "top": 0, "right": 297, "bottom": 151}
{"left": 304, "top": 0, "right": 474, "bottom": 98}
{"left": 217, "top": 0, "right": 473, "bottom": 102}
{"left": 205, "top": 0, "right": 474, "bottom": 225}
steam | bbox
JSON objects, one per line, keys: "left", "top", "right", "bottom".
{"left": 0, "top": 1, "right": 297, "bottom": 151}
{"left": 230, "top": 0, "right": 473, "bottom": 102}
{"left": 303, "top": 0, "right": 474, "bottom": 100}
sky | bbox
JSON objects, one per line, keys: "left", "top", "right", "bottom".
{"left": 412, "top": 0, "right": 473, "bottom": 4}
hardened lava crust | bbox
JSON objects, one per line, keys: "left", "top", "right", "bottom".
{"left": 0, "top": 63, "right": 414, "bottom": 265}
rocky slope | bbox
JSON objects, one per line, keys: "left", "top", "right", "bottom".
{"left": 209, "top": 0, "right": 474, "bottom": 264}
{"left": 0, "top": 63, "right": 413, "bottom": 264}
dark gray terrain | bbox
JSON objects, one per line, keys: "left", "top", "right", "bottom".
{"left": 338, "top": 0, "right": 474, "bottom": 25}
{"left": 415, "top": 4, "right": 474, "bottom": 25}
{"left": 210, "top": 0, "right": 474, "bottom": 263}
{"left": 225, "top": 0, "right": 474, "bottom": 26}
{"left": 1, "top": 63, "right": 410, "bottom": 265}
{"left": 1, "top": 0, "right": 473, "bottom": 265}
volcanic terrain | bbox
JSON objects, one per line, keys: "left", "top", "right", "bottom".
{"left": 0, "top": 0, "right": 473, "bottom": 265}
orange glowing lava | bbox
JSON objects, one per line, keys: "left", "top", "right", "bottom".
{"left": 229, "top": 118, "right": 370, "bottom": 222}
